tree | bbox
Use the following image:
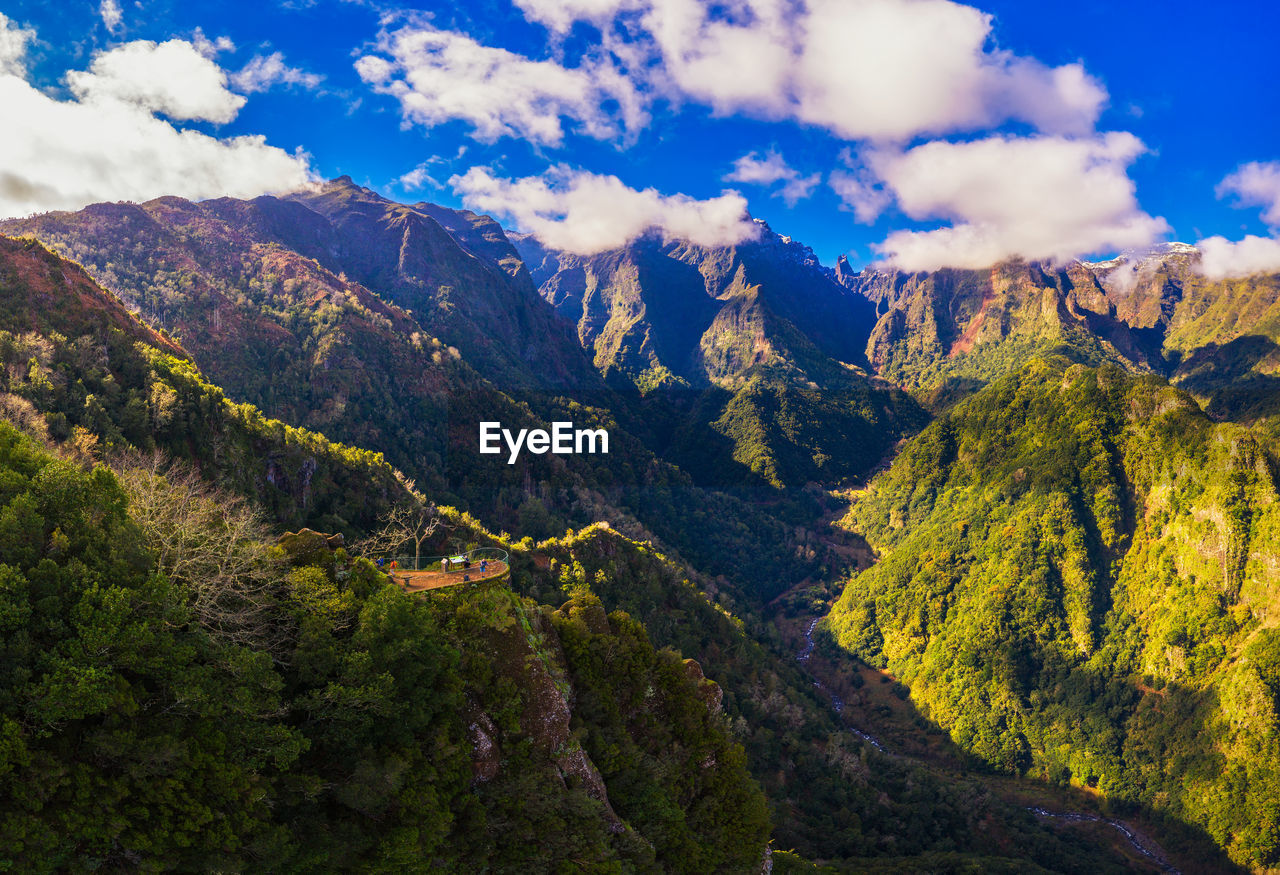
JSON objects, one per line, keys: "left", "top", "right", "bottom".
{"left": 110, "top": 449, "right": 286, "bottom": 651}
{"left": 354, "top": 498, "right": 450, "bottom": 568}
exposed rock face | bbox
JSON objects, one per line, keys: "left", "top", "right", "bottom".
{"left": 1081, "top": 242, "right": 1199, "bottom": 334}
{"left": 683, "top": 658, "right": 724, "bottom": 714}
{"left": 277, "top": 528, "right": 342, "bottom": 564}
{"left": 465, "top": 707, "right": 501, "bottom": 783}
{"left": 841, "top": 241, "right": 1280, "bottom": 422}
{"left": 514, "top": 222, "right": 877, "bottom": 390}
{"left": 1084, "top": 243, "right": 1280, "bottom": 420}
{"left": 841, "top": 259, "right": 1162, "bottom": 398}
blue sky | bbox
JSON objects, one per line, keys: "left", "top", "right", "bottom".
{"left": 2, "top": 0, "right": 1279, "bottom": 273}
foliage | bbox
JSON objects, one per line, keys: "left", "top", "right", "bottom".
{"left": 515, "top": 523, "right": 1140, "bottom": 871}
{"left": 0, "top": 214, "right": 847, "bottom": 600}
{"left": 829, "top": 359, "right": 1280, "bottom": 869}
{"left": 0, "top": 419, "right": 777, "bottom": 870}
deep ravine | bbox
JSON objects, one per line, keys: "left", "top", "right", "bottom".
{"left": 793, "top": 614, "right": 1181, "bottom": 873}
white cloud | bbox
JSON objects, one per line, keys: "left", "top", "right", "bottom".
{"left": 355, "top": 19, "right": 646, "bottom": 147}
{"left": 230, "top": 52, "right": 324, "bottom": 94}
{"left": 724, "top": 149, "right": 819, "bottom": 206}
{"left": 0, "top": 21, "right": 314, "bottom": 219}
{"left": 791, "top": 0, "right": 1103, "bottom": 140}
{"left": 512, "top": 0, "right": 638, "bottom": 31}
{"left": 1196, "top": 235, "right": 1280, "bottom": 280}
{"left": 866, "top": 133, "right": 1168, "bottom": 270}
{"left": 1191, "top": 162, "right": 1280, "bottom": 279}
{"left": 66, "top": 39, "right": 245, "bottom": 123}
{"left": 191, "top": 29, "right": 236, "bottom": 58}
{"left": 451, "top": 165, "right": 758, "bottom": 254}
{"left": 829, "top": 168, "right": 892, "bottom": 223}
{"left": 510, "top": 0, "right": 1106, "bottom": 143}
{"left": 725, "top": 150, "right": 795, "bottom": 186}
{"left": 398, "top": 163, "right": 440, "bottom": 191}
{"left": 1217, "top": 161, "right": 1280, "bottom": 227}
{"left": 777, "top": 173, "right": 820, "bottom": 206}
{"left": 99, "top": 0, "right": 123, "bottom": 34}
{"left": 0, "top": 13, "right": 35, "bottom": 77}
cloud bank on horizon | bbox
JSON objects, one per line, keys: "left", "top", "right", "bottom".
{"left": 358, "top": 0, "right": 1166, "bottom": 266}
{"left": 0, "top": 1, "right": 1277, "bottom": 276}
{"left": 0, "top": 13, "right": 314, "bottom": 219}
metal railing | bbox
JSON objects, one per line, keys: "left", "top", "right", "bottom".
{"left": 376, "top": 547, "right": 509, "bottom": 574}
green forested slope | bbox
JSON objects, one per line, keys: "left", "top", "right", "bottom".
{"left": 0, "top": 235, "right": 406, "bottom": 532}
{"left": 0, "top": 419, "right": 771, "bottom": 872}
{"left": 828, "top": 358, "right": 1280, "bottom": 869}
{"left": 0, "top": 230, "right": 838, "bottom": 598}
{"left": 1163, "top": 272, "right": 1280, "bottom": 422}
{"left": 511, "top": 524, "right": 1144, "bottom": 871}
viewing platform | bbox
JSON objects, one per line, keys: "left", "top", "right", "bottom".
{"left": 380, "top": 547, "right": 510, "bottom": 593}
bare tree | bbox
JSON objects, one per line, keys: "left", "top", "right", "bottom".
{"left": 111, "top": 450, "right": 288, "bottom": 652}
{"left": 353, "top": 500, "right": 450, "bottom": 569}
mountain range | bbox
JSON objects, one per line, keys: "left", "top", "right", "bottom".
{"left": 3, "top": 177, "right": 1280, "bottom": 871}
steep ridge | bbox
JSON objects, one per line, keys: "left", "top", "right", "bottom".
{"left": 839, "top": 258, "right": 1162, "bottom": 404}
{"left": 280, "top": 178, "right": 609, "bottom": 395}
{"left": 0, "top": 234, "right": 407, "bottom": 530}
{"left": 516, "top": 226, "right": 924, "bottom": 488}
{"left": 517, "top": 221, "right": 875, "bottom": 388}
{"left": 827, "top": 358, "right": 1279, "bottom": 871}
{"left": 1084, "top": 244, "right": 1280, "bottom": 423}
{"left": 1, "top": 179, "right": 611, "bottom": 400}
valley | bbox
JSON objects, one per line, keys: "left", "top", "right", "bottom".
{"left": 1, "top": 178, "right": 1277, "bottom": 872}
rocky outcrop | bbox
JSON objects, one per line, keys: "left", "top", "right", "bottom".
{"left": 846, "top": 259, "right": 1162, "bottom": 396}
{"left": 474, "top": 590, "right": 626, "bottom": 832}
{"left": 465, "top": 706, "right": 501, "bottom": 783}
{"left": 277, "top": 528, "right": 344, "bottom": 565}
{"left": 1081, "top": 242, "right": 1199, "bottom": 334}
{"left": 683, "top": 658, "right": 724, "bottom": 714}
{"left": 516, "top": 222, "right": 877, "bottom": 390}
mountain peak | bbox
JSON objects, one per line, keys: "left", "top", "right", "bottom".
{"left": 302, "top": 175, "right": 389, "bottom": 207}
{"left": 835, "top": 253, "right": 858, "bottom": 284}
{"left": 1080, "top": 241, "right": 1200, "bottom": 271}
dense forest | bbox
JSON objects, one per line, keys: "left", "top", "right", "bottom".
{"left": 0, "top": 198, "right": 843, "bottom": 599}
{"left": 5, "top": 171, "right": 1280, "bottom": 872}
{"left": 0, "top": 416, "right": 776, "bottom": 871}
{"left": 828, "top": 359, "right": 1280, "bottom": 870}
